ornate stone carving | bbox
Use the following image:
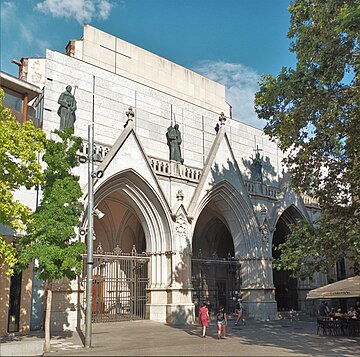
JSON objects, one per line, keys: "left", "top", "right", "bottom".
{"left": 175, "top": 215, "right": 187, "bottom": 240}
{"left": 176, "top": 189, "right": 184, "bottom": 201}
{"left": 259, "top": 223, "right": 270, "bottom": 244}
{"left": 219, "top": 112, "right": 226, "bottom": 125}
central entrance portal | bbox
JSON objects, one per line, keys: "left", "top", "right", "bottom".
{"left": 192, "top": 206, "right": 239, "bottom": 315}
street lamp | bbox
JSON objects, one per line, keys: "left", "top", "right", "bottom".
{"left": 82, "top": 123, "right": 104, "bottom": 348}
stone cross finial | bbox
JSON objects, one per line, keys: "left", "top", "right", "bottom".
{"left": 219, "top": 112, "right": 226, "bottom": 125}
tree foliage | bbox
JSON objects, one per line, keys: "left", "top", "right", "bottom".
{"left": 18, "top": 129, "right": 85, "bottom": 281}
{"left": 255, "top": 0, "right": 360, "bottom": 278}
{"left": 0, "top": 88, "right": 46, "bottom": 275}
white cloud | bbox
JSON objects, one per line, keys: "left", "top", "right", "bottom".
{"left": 1, "top": 1, "right": 15, "bottom": 26}
{"left": 35, "top": 0, "right": 115, "bottom": 24}
{"left": 193, "top": 61, "right": 264, "bottom": 129}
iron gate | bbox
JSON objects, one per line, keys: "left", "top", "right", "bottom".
{"left": 192, "top": 254, "right": 241, "bottom": 316}
{"left": 83, "top": 245, "right": 149, "bottom": 322}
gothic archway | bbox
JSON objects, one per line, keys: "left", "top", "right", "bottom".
{"left": 272, "top": 205, "right": 304, "bottom": 311}
{"left": 192, "top": 204, "right": 239, "bottom": 315}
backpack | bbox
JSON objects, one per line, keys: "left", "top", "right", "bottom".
{"left": 236, "top": 301, "right": 240, "bottom": 310}
{"left": 217, "top": 310, "right": 224, "bottom": 321}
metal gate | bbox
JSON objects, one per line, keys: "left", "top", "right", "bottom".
{"left": 192, "top": 253, "right": 241, "bottom": 316}
{"left": 83, "top": 245, "right": 149, "bottom": 322}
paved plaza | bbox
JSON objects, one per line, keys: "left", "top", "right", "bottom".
{"left": 40, "top": 318, "right": 359, "bottom": 357}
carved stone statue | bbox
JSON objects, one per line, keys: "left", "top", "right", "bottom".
{"left": 57, "top": 85, "right": 77, "bottom": 130}
{"left": 166, "top": 123, "right": 183, "bottom": 164}
{"left": 252, "top": 151, "right": 263, "bottom": 183}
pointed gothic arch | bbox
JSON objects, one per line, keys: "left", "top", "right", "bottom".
{"left": 272, "top": 204, "right": 306, "bottom": 311}
{"left": 191, "top": 181, "right": 258, "bottom": 257}
{"left": 88, "top": 169, "right": 172, "bottom": 254}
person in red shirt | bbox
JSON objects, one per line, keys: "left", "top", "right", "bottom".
{"left": 199, "top": 302, "right": 210, "bottom": 338}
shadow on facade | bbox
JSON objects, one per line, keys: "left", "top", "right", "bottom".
{"left": 241, "top": 155, "right": 278, "bottom": 185}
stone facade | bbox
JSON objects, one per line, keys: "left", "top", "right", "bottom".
{"left": 14, "top": 25, "right": 324, "bottom": 332}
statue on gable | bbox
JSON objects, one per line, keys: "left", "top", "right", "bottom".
{"left": 166, "top": 123, "right": 184, "bottom": 164}
{"left": 57, "top": 85, "right": 77, "bottom": 131}
{"left": 251, "top": 146, "right": 263, "bottom": 183}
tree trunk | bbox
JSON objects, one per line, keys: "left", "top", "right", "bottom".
{"left": 44, "top": 281, "right": 52, "bottom": 353}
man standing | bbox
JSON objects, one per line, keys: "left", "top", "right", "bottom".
{"left": 57, "top": 85, "right": 77, "bottom": 131}
{"left": 319, "top": 300, "right": 329, "bottom": 320}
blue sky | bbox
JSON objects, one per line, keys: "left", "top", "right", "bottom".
{"left": 1, "top": 0, "right": 295, "bottom": 128}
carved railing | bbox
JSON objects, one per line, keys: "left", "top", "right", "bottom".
{"left": 79, "top": 140, "right": 111, "bottom": 161}
{"left": 301, "top": 193, "right": 319, "bottom": 206}
{"left": 149, "top": 156, "right": 202, "bottom": 182}
{"left": 244, "top": 180, "right": 281, "bottom": 199}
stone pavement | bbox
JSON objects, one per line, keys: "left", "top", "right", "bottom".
{"left": 43, "top": 319, "right": 359, "bottom": 357}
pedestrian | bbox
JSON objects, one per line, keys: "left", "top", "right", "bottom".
{"left": 216, "top": 305, "right": 228, "bottom": 339}
{"left": 319, "top": 300, "right": 329, "bottom": 320}
{"left": 199, "top": 302, "right": 209, "bottom": 338}
{"left": 235, "top": 298, "right": 245, "bottom": 325}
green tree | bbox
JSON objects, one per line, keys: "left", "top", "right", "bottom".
{"left": 255, "top": 0, "right": 360, "bottom": 278}
{"left": 0, "top": 88, "right": 46, "bottom": 275}
{"left": 18, "top": 128, "right": 85, "bottom": 352}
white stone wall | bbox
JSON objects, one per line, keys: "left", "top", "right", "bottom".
{"left": 43, "top": 49, "right": 285, "bottom": 192}
{"left": 72, "top": 25, "right": 228, "bottom": 116}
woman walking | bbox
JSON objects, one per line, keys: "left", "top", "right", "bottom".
{"left": 199, "top": 302, "right": 209, "bottom": 338}
{"left": 216, "top": 305, "right": 228, "bottom": 339}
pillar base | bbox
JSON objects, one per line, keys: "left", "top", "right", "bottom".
{"left": 241, "top": 288, "right": 277, "bottom": 320}
{"left": 146, "top": 287, "right": 195, "bottom": 324}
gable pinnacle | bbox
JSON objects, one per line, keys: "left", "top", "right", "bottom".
{"left": 219, "top": 112, "right": 226, "bottom": 125}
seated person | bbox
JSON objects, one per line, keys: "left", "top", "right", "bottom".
{"left": 347, "top": 307, "right": 358, "bottom": 319}
{"left": 334, "top": 309, "right": 344, "bottom": 320}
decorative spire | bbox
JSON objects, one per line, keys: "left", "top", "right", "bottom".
{"left": 176, "top": 189, "right": 184, "bottom": 201}
{"left": 126, "top": 107, "right": 135, "bottom": 121}
{"left": 219, "top": 112, "right": 226, "bottom": 125}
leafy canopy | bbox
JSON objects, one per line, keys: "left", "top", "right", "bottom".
{"left": 18, "top": 129, "right": 85, "bottom": 281}
{"left": 0, "top": 89, "right": 46, "bottom": 275}
{"left": 255, "top": 0, "right": 360, "bottom": 278}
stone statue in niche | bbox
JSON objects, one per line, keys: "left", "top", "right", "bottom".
{"left": 57, "top": 85, "right": 77, "bottom": 130}
{"left": 166, "top": 123, "right": 184, "bottom": 164}
{"left": 251, "top": 146, "right": 263, "bottom": 183}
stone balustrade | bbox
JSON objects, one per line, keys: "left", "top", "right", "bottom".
{"left": 79, "top": 140, "right": 110, "bottom": 160}
{"left": 149, "top": 156, "right": 202, "bottom": 182}
{"left": 245, "top": 180, "right": 281, "bottom": 199}
{"left": 301, "top": 193, "right": 319, "bottom": 206}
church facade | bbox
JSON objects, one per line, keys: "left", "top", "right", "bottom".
{"left": 17, "top": 25, "right": 323, "bottom": 331}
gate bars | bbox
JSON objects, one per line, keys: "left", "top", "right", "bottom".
{"left": 83, "top": 244, "right": 149, "bottom": 322}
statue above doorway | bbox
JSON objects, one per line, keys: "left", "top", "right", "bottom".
{"left": 166, "top": 123, "right": 184, "bottom": 164}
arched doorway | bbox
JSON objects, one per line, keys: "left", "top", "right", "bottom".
{"left": 89, "top": 191, "right": 148, "bottom": 322}
{"left": 83, "top": 170, "right": 172, "bottom": 323}
{"left": 273, "top": 206, "right": 303, "bottom": 311}
{"left": 192, "top": 205, "right": 240, "bottom": 315}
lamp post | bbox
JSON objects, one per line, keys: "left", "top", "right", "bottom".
{"left": 85, "top": 123, "right": 94, "bottom": 348}
{"left": 82, "top": 124, "right": 104, "bottom": 348}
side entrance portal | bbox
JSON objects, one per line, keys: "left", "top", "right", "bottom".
{"left": 83, "top": 248, "right": 149, "bottom": 323}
